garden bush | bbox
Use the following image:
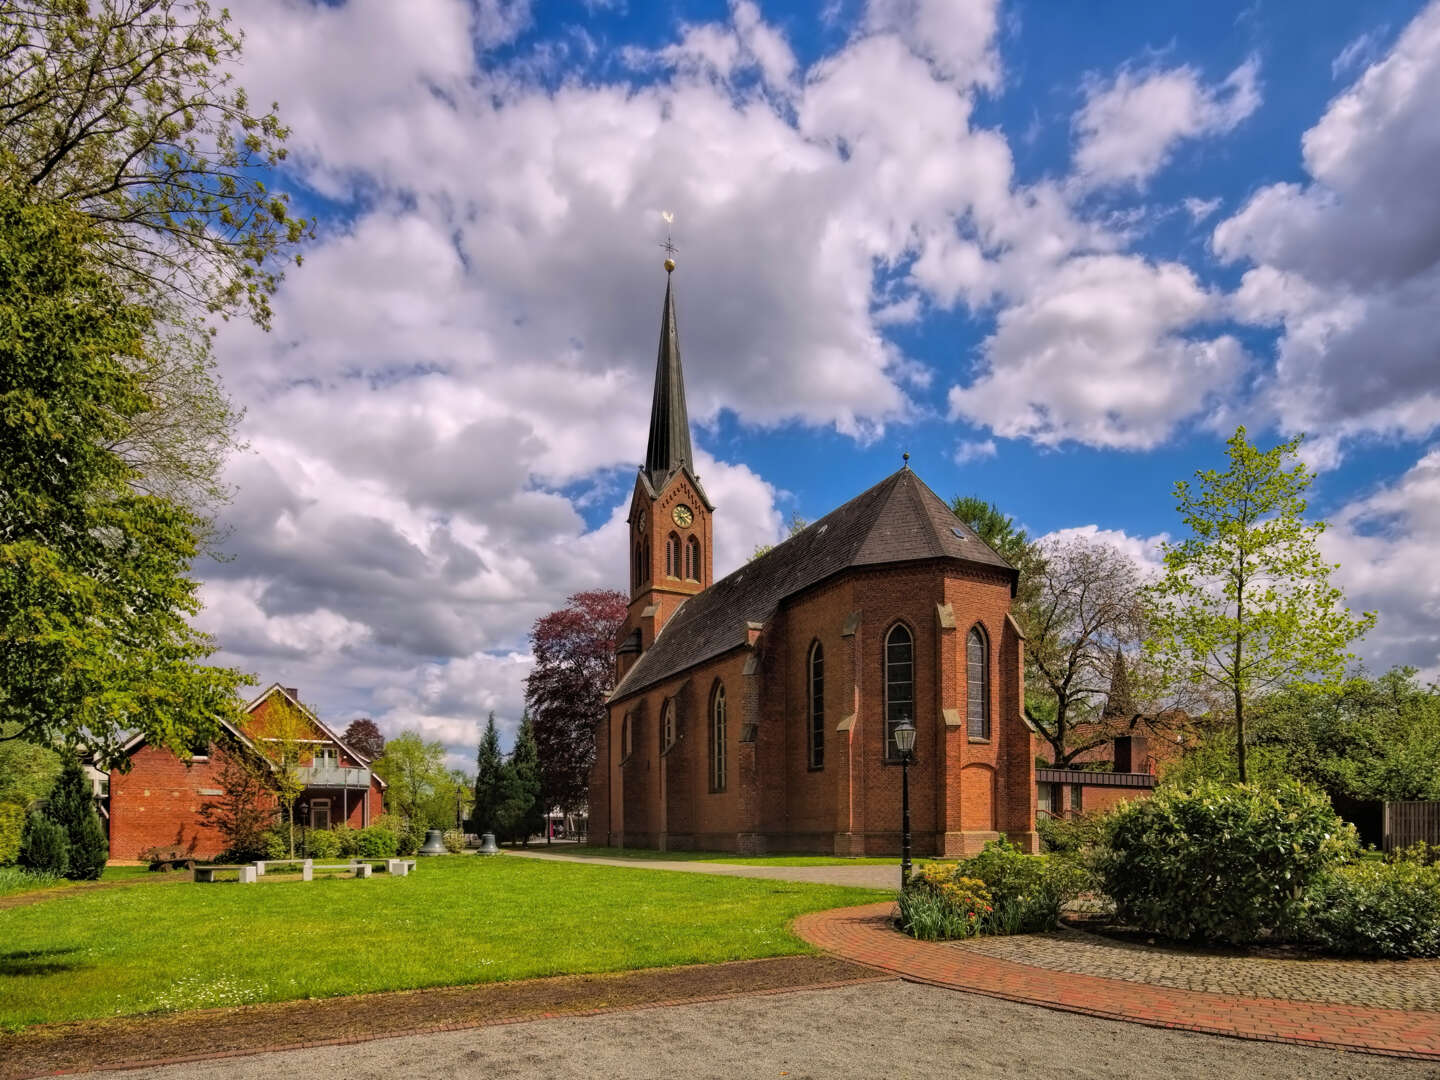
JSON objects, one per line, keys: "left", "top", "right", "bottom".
{"left": 355, "top": 823, "right": 398, "bottom": 857}
{"left": 262, "top": 826, "right": 289, "bottom": 860}
{"left": 1036, "top": 813, "right": 1104, "bottom": 856}
{"left": 957, "top": 840, "right": 1088, "bottom": 934}
{"left": 1301, "top": 860, "right": 1440, "bottom": 958}
{"left": 18, "top": 813, "right": 69, "bottom": 876}
{"left": 442, "top": 829, "right": 465, "bottom": 854}
{"left": 391, "top": 817, "right": 427, "bottom": 857}
{"left": 898, "top": 871, "right": 991, "bottom": 941}
{"left": 302, "top": 828, "right": 341, "bottom": 860}
{"left": 1096, "top": 780, "right": 1356, "bottom": 945}
{"left": 0, "top": 802, "right": 23, "bottom": 866}
{"left": 332, "top": 824, "right": 360, "bottom": 857}
{"left": 47, "top": 758, "right": 107, "bottom": 880}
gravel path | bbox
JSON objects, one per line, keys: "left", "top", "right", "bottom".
{"left": 503, "top": 848, "right": 901, "bottom": 890}
{"left": 959, "top": 925, "right": 1440, "bottom": 1012}
{"left": 117, "top": 980, "right": 1437, "bottom": 1080}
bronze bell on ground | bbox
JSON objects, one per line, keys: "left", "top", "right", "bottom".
{"left": 477, "top": 832, "right": 500, "bottom": 855}
{"left": 419, "top": 828, "right": 447, "bottom": 856}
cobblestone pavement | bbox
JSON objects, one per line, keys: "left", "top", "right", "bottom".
{"left": 503, "top": 848, "right": 901, "bottom": 890}
{"left": 957, "top": 925, "right": 1440, "bottom": 1012}
{"left": 795, "top": 902, "right": 1440, "bottom": 1060}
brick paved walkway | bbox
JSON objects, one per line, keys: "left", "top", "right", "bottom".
{"left": 794, "top": 902, "right": 1440, "bottom": 1060}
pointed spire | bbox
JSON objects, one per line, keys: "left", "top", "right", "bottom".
{"left": 643, "top": 266, "right": 694, "bottom": 488}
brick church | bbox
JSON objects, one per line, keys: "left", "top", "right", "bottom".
{"left": 588, "top": 261, "right": 1038, "bottom": 856}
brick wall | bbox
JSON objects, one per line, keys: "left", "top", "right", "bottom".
{"left": 598, "top": 557, "right": 1034, "bottom": 855}
{"left": 108, "top": 743, "right": 231, "bottom": 860}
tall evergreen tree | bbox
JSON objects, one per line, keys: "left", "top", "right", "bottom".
{"left": 472, "top": 713, "right": 504, "bottom": 836}
{"left": 498, "top": 713, "right": 543, "bottom": 846}
{"left": 46, "top": 757, "right": 107, "bottom": 879}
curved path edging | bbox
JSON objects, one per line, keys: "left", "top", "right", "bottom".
{"left": 794, "top": 902, "right": 1440, "bottom": 1061}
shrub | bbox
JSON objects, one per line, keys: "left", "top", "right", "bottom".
{"left": 442, "top": 829, "right": 465, "bottom": 854}
{"left": 262, "top": 826, "right": 289, "bottom": 860}
{"left": 355, "top": 823, "right": 398, "bottom": 858}
{"left": 303, "top": 828, "right": 341, "bottom": 860}
{"left": 47, "top": 758, "right": 107, "bottom": 880}
{"left": 956, "top": 840, "right": 1088, "bottom": 934}
{"left": 0, "top": 802, "right": 23, "bottom": 866}
{"left": 1302, "top": 861, "right": 1440, "bottom": 958}
{"left": 899, "top": 869, "right": 991, "bottom": 941}
{"left": 1036, "top": 813, "right": 1104, "bottom": 856}
{"left": 332, "top": 824, "right": 360, "bottom": 857}
{"left": 18, "top": 813, "right": 69, "bottom": 876}
{"left": 391, "top": 817, "right": 427, "bottom": 857}
{"left": 1387, "top": 841, "right": 1440, "bottom": 867}
{"left": 1097, "top": 780, "right": 1356, "bottom": 945}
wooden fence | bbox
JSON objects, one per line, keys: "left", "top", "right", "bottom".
{"left": 1384, "top": 801, "right": 1440, "bottom": 852}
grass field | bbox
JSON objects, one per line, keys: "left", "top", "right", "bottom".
{"left": 560, "top": 846, "right": 901, "bottom": 867}
{"left": 0, "top": 855, "right": 886, "bottom": 1031}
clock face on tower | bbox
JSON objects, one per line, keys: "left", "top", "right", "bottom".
{"left": 672, "top": 504, "right": 694, "bottom": 528}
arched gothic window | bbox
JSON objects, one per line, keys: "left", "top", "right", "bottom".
{"left": 967, "top": 627, "right": 990, "bottom": 740}
{"left": 666, "top": 533, "right": 681, "bottom": 578}
{"left": 884, "top": 623, "right": 914, "bottom": 761}
{"left": 685, "top": 535, "right": 701, "bottom": 581}
{"left": 808, "top": 641, "right": 824, "bottom": 769}
{"left": 709, "top": 682, "right": 727, "bottom": 792}
{"left": 661, "top": 699, "right": 675, "bottom": 751}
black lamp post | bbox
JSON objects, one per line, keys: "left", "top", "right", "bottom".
{"left": 893, "top": 714, "right": 916, "bottom": 889}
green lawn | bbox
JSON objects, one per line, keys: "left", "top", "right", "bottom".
{"left": 559, "top": 846, "right": 901, "bottom": 867}
{"left": 0, "top": 864, "right": 150, "bottom": 899}
{"left": 0, "top": 855, "right": 886, "bottom": 1031}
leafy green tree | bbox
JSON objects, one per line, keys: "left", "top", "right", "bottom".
{"left": 498, "top": 714, "right": 543, "bottom": 846}
{"left": 250, "top": 696, "right": 310, "bottom": 857}
{"left": 1144, "top": 428, "right": 1375, "bottom": 782}
{"left": 198, "top": 743, "right": 276, "bottom": 861}
{"left": 372, "top": 731, "right": 448, "bottom": 826}
{"left": 0, "top": 0, "right": 310, "bottom": 329}
{"left": 45, "top": 757, "right": 107, "bottom": 879}
{"left": 749, "top": 511, "right": 809, "bottom": 561}
{"left": 0, "top": 192, "right": 249, "bottom": 766}
{"left": 417, "top": 769, "right": 472, "bottom": 831}
{"left": 472, "top": 713, "right": 504, "bottom": 836}
{"left": 0, "top": 726, "right": 60, "bottom": 864}
{"left": 1249, "top": 668, "right": 1440, "bottom": 801}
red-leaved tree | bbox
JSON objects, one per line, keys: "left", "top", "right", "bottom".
{"left": 343, "top": 718, "right": 385, "bottom": 761}
{"left": 524, "top": 590, "right": 628, "bottom": 817}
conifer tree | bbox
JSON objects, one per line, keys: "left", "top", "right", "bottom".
{"left": 472, "top": 713, "right": 504, "bottom": 836}
{"left": 46, "top": 757, "right": 107, "bottom": 879}
{"left": 498, "top": 713, "right": 543, "bottom": 847}
{"left": 18, "top": 812, "right": 68, "bottom": 876}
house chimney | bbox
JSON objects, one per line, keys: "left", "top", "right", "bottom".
{"left": 284, "top": 687, "right": 300, "bottom": 699}
{"left": 1114, "top": 734, "right": 1148, "bottom": 774}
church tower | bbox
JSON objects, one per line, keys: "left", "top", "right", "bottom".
{"left": 616, "top": 258, "right": 713, "bottom": 678}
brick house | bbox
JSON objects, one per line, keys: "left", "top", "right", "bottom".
{"left": 589, "top": 264, "right": 1037, "bottom": 857}
{"left": 106, "top": 684, "right": 386, "bottom": 860}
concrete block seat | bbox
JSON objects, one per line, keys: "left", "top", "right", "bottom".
{"left": 194, "top": 865, "right": 257, "bottom": 884}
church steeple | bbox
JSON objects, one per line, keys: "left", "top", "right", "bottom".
{"left": 643, "top": 268, "right": 694, "bottom": 490}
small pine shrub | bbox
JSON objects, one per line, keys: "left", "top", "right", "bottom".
{"left": 442, "top": 829, "right": 465, "bottom": 854}
{"left": 1097, "top": 780, "right": 1356, "bottom": 945}
{"left": 1302, "top": 861, "right": 1440, "bottom": 958}
{"left": 18, "top": 813, "right": 69, "bottom": 876}
{"left": 47, "top": 758, "right": 107, "bottom": 879}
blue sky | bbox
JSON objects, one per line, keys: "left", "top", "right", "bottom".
{"left": 206, "top": 0, "right": 1440, "bottom": 762}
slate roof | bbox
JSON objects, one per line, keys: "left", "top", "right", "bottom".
{"left": 610, "top": 467, "right": 1014, "bottom": 703}
{"left": 643, "top": 270, "right": 696, "bottom": 495}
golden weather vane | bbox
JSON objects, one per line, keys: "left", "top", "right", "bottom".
{"left": 659, "top": 210, "right": 678, "bottom": 271}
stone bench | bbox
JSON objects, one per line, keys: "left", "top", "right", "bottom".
{"left": 254, "top": 858, "right": 310, "bottom": 877}
{"left": 386, "top": 859, "right": 417, "bottom": 877}
{"left": 302, "top": 861, "right": 372, "bottom": 881}
{"left": 194, "top": 864, "right": 257, "bottom": 884}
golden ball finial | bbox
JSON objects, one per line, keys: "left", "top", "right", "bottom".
{"left": 664, "top": 257, "right": 675, "bottom": 273}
